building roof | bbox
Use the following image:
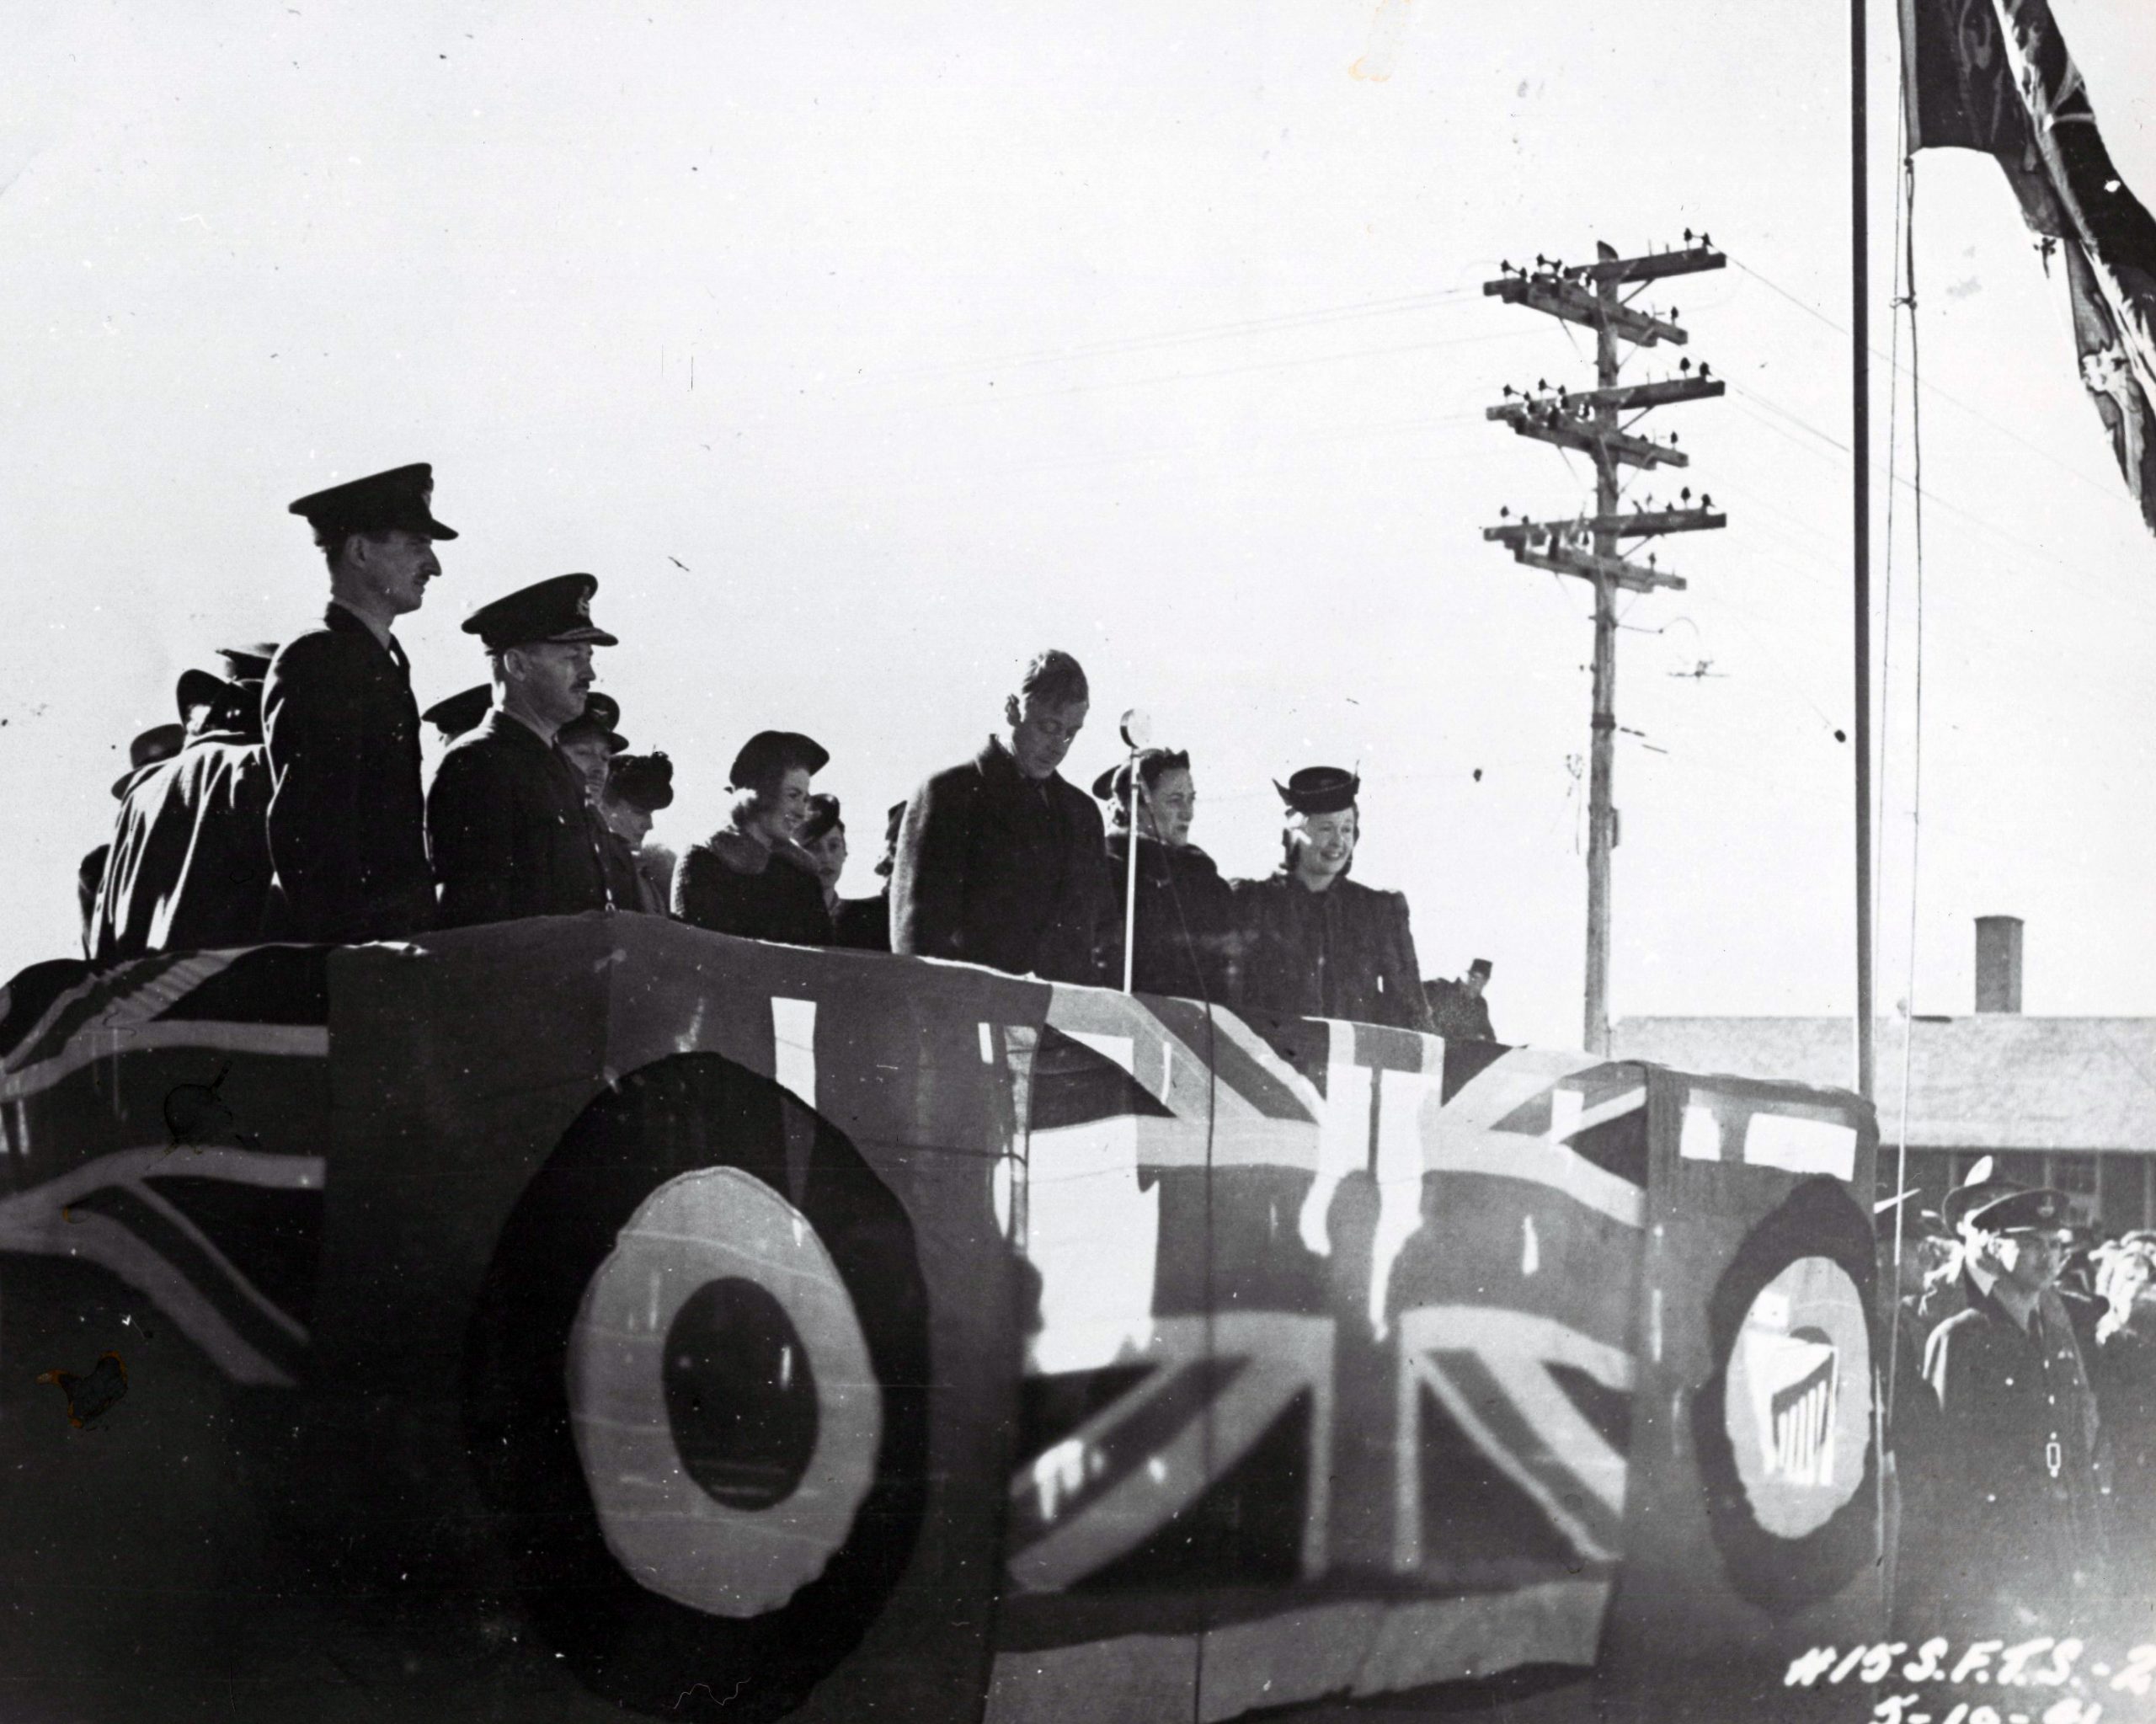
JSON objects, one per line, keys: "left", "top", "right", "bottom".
{"left": 1612, "top": 1016, "right": 2156, "bottom": 1154}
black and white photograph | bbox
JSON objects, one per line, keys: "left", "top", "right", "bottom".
{"left": 3, "top": 3, "right": 2154, "bottom": 1720}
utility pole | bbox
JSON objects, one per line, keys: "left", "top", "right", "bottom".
{"left": 1481, "top": 238, "right": 1726, "bottom": 1055}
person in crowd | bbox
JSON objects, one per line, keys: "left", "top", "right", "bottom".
{"left": 892, "top": 649, "right": 1107, "bottom": 983}
{"left": 1875, "top": 1189, "right": 1945, "bottom": 1628}
{"left": 1092, "top": 747, "right": 1236, "bottom": 1000}
{"left": 80, "top": 722, "right": 184, "bottom": 953}
{"left": 264, "top": 463, "right": 452, "bottom": 942}
{"left": 673, "top": 731, "right": 833, "bottom": 946}
{"left": 2089, "top": 1234, "right": 2156, "bottom": 1589}
{"left": 596, "top": 752, "right": 675, "bottom": 916}
{"left": 91, "top": 658, "right": 275, "bottom": 963}
{"left": 1426, "top": 958, "right": 1497, "bottom": 1043}
{"left": 798, "top": 793, "right": 848, "bottom": 924}
{"left": 1233, "top": 766, "right": 1434, "bottom": 1032}
{"left": 427, "top": 575, "right": 619, "bottom": 928}
{"left": 834, "top": 800, "right": 904, "bottom": 952}
{"left": 554, "top": 692, "right": 626, "bottom": 802}
{"left": 1903, "top": 1165, "right": 2111, "bottom": 1635}
{"left": 421, "top": 684, "right": 492, "bottom": 748}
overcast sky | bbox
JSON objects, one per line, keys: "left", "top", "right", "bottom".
{"left": 4, "top": 2, "right": 2151, "bottom": 1055}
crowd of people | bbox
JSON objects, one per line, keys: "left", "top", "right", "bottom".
{"left": 1882, "top": 1157, "right": 2156, "bottom": 1638}
{"left": 80, "top": 462, "right": 1500, "bottom": 1035}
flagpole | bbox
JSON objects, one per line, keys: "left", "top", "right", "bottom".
{"left": 1852, "top": 0, "right": 1877, "bottom": 1102}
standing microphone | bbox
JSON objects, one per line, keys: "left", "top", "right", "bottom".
{"left": 1118, "top": 710, "right": 1150, "bottom": 994}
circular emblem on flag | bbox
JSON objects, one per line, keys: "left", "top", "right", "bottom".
{"left": 462, "top": 1053, "right": 930, "bottom": 1718}
{"left": 567, "top": 1167, "right": 883, "bottom": 1617}
{"left": 1690, "top": 1177, "right": 1879, "bottom": 1615}
{"left": 1720, "top": 1255, "right": 1871, "bottom": 1539}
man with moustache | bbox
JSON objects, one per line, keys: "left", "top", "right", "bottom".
{"left": 1232, "top": 766, "right": 1434, "bottom": 1032}
{"left": 426, "top": 575, "right": 619, "bottom": 928}
{"left": 892, "top": 649, "right": 1107, "bottom": 984}
{"left": 264, "top": 464, "right": 453, "bottom": 942}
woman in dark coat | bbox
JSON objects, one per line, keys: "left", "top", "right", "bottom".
{"left": 1231, "top": 766, "right": 1434, "bottom": 1033}
{"left": 1092, "top": 748, "right": 1237, "bottom": 1001}
{"left": 672, "top": 730, "right": 834, "bottom": 946}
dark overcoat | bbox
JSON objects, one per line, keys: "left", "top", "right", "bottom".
{"left": 598, "top": 826, "right": 667, "bottom": 915}
{"left": 1097, "top": 832, "right": 1238, "bottom": 1001}
{"left": 834, "top": 890, "right": 892, "bottom": 953}
{"left": 262, "top": 605, "right": 435, "bottom": 942}
{"left": 672, "top": 830, "right": 832, "bottom": 947}
{"left": 891, "top": 739, "right": 1107, "bottom": 985}
{"left": 1232, "top": 869, "right": 1434, "bottom": 1033}
{"left": 1426, "top": 978, "right": 1496, "bottom": 1043}
{"left": 1903, "top": 1273, "right": 2111, "bottom": 1633}
{"left": 427, "top": 713, "right": 612, "bottom": 929}
{"left": 91, "top": 730, "right": 273, "bottom": 963}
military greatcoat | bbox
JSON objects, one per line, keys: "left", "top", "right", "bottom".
{"left": 262, "top": 605, "right": 435, "bottom": 942}
{"left": 91, "top": 729, "right": 273, "bottom": 963}
{"left": 427, "top": 713, "right": 612, "bottom": 929}
{"left": 1903, "top": 1273, "right": 2111, "bottom": 1633}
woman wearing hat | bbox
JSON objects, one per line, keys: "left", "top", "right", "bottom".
{"left": 672, "top": 731, "right": 834, "bottom": 947}
{"left": 596, "top": 752, "right": 676, "bottom": 916}
{"left": 1091, "top": 748, "right": 1236, "bottom": 1001}
{"left": 1231, "top": 766, "right": 1433, "bottom": 1033}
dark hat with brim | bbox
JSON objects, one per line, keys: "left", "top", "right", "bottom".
{"left": 421, "top": 684, "right": 494, "bottom": 741}
{"left": 288, "top": 462, "right": 456, "bottom": 542}
{"left": 556, "top": 691, "right": 627, "bottom": 753}
{"left": 113, "top": 722, "right": 184, "bottom": 798}
{"left": 728, "top": 729, "right": 829, "bottom": 789}
{"left": 462, "top": 574, "right": 619, "bottom": 651}
{"left": 175, "top": 667, "right": 232, "bottom": 719}
{"left": 1276, "top": 765, "right": 1359, "bottom": 816}
{"left": 606, "top": 751, "right": 675, "bottom": 813}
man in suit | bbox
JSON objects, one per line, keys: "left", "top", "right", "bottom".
{"left": 892, "top": 649, "right": 1107, "bottom": 985}
{"left": 264, "top": 463, "right": 453, "bottom": 942}
{"left": 91, "top": 653, "right": 276, "bottom": 963}
{"left": 427, "top": 574, "right": 619, "bottom": 928}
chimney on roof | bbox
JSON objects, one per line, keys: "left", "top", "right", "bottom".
{"left": 1975, "top": 915, "right": 2023, "bottom": 1014}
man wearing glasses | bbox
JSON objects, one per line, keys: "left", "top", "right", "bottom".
{"left": 1901, "top": 1162, "right": 2111, "bottom": 1636}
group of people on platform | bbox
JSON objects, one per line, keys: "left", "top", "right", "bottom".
{"left": 1881, "top": 1158, "right": 2156, "bottom": 1640}
{"left": 80, "top": 462, "right": 1500, "bottom": 1036}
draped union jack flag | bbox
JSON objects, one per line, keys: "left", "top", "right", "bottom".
{"left": 990, "top": 986, "right": 1652, "bottom": 1721}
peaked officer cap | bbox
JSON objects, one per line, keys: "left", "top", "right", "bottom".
{"left": 1941, "top": 1156, "right": 2068, "bottom": 1233}
{"left": 728, "top": 729, "right": 829, "bottom": 789}
{"left": 216, "top": 642, "right": 279, "bottom": 684}
{"left": 421, "top": 684, "right": 494, "bottom": 741}
{"left": 288, "top": 462, "right": 456, "bottom": 541}
{"left": 606, "top": 751, "right": 675, "bottom": 813}
{"left": 461, "top": 574, "right": 619, "bottom": 650}
{"left": 112, "top": 723, "right": 184, "bottom": 798}
{"left": 1275, "top": 765, "right": 1360, "bottom": 816}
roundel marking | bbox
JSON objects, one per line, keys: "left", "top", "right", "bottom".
{"left": 566, "top": 1166, "right": 883, "bottom": 1619}
{"left": 1720, "top": 1254, "right": 1872, "bottom": 1539}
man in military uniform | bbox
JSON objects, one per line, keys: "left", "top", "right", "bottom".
{"left": 79, "top": 722, "right": 184, "bottom": 954}
{"left": 427, "top": 575, "right": 619, "bottom": 928}
{"left": 264, "top": 464, "right": 453, "bottom": 942}
{"left": 1903, "top": 1166, "right": 2111, "bottom": 1636}
{"left": 1426, "top": 958, "right": 1497, "bottom": 1043}
{"left": 554, "top": 691, "right": 627, "bottom": 802}
{"left": 91, "top": 650, "right": 277, "bottom": 963}
{"left": 1233, "top": 766, "right": 1434, "bottom": 1033}
{"left": 892, "top": 649, "right": 1107, "bottom": 984}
